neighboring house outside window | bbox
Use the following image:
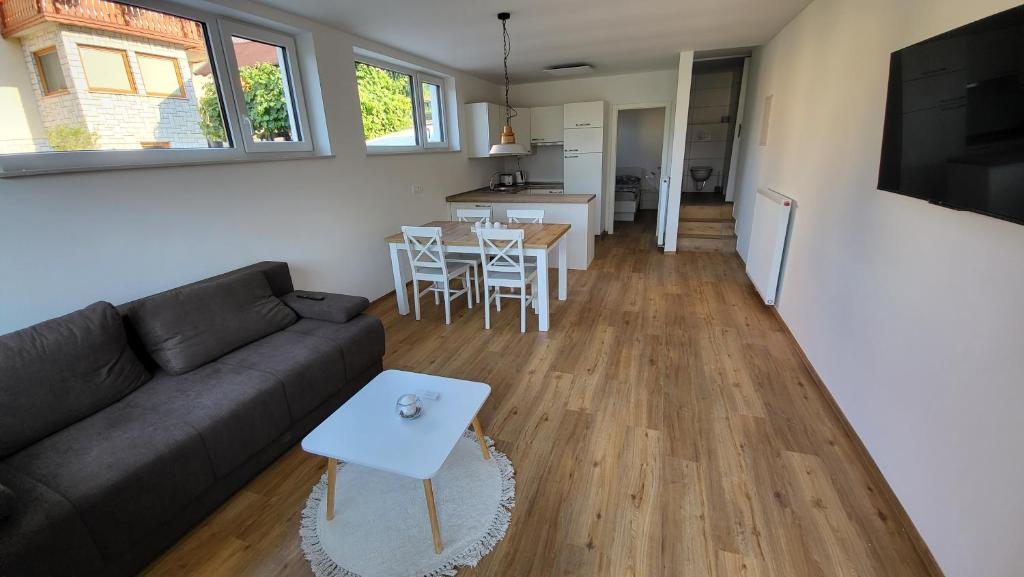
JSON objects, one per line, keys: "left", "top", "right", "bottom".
{"left": 3, "top": 8, "right": 212, "bottom": 152}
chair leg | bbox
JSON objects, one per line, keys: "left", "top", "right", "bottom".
{"left": 434, "top": 283, "right": 441, "bottom": 305}
{"left": 520, "top": 290, "right": 527, "bottom": 333}
{"left": 413, "top": 280, "right": 421, "bottom": 321}
{"left": 531, "top": 281, "right": 537, "bottom": 312}
{"left": 465, "top": 271, "right": 473, "bottom": 308}
{"left": 473, "top": 264, "right": 481, "bottom": 304}
{"left": 443, "top": 283, "right": 451, "bottom": 325}
{"left": 495, "top": 287, "right": 501, "bottom": 311}
{"left": 483, "top": 285, "right": 491, "bottom": 330}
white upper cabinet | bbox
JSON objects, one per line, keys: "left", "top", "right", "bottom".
{"left": 531, "top": 105, "right": 564, "bottom": 144}
{"left": 464, "top": 103, "right": 532, "bottom": 157}
{"left": 564, "top": 101, "right": 604, "bottom": 129}
{"left": 563, "top": 127, "right": 603, "bottom": 154}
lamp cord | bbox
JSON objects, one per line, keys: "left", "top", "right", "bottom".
{"left": 502, "top": 18, "right": 518, "bottom": 125}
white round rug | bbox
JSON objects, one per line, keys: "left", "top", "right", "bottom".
{"left": 300, "top": 432, "right": 515, "bottom": 577}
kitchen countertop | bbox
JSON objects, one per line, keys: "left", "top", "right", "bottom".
{"left": 447, "top": 185, "right": 595, "bottom": 205}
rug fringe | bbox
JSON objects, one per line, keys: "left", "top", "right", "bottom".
{"left": 298, "top": 432, "right": 515, "bottom": 577}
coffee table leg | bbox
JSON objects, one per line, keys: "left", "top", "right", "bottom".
{"left": 326, "top": 458, "right": 337, "bottom": 521}
{"left": 472, "top": 416, "right": 490, "bottom": 460}
{"left": 422, "top": 479, "right": 443, "bottom": 554}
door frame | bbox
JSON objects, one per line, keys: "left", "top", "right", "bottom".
{"left": 605, "top": 101, "right": 674, "bottom": 237}
{"left": 724, "top": 57, "right": 751, "bottom": 204}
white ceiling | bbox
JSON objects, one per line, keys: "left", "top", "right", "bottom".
{"left": 255, "top": 0, "right": 812, "bottom": 83}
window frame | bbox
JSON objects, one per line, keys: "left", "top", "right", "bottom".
{"left": 355, "top": 56, "right": 452, "bottom": 154}
{"left": 78, "top": 45, "right": 137, "bottom": 95}
{"left": 33, "top": 47, "right": 68, "bottom": 96}
{"left": 136, "top": 52, "right": 186, "bottom": 99}
{"left": 0, "top": 0, "right": 323, "bottom": 177}
{"left": 218, "top": 19, "right": 312, "bottom": 153}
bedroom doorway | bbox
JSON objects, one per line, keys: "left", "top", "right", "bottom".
{"left": 606, "top": 102, "right": 673, "bottom": 246}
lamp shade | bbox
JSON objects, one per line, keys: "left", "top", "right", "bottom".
{"left": 489, "top": 142, "right": 529, "bottom": 156}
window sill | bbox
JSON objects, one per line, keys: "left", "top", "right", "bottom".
{"left": 0, "top": 150, "right": 334, "bottom": 178}
{"left": 365, "top": 147, "right": 458, "bottom": 157}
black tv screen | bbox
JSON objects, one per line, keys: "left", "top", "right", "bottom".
{"left": 878, "top": 5, "right": 1024, "bottom": 225}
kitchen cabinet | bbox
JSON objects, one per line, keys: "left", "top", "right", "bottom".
{"left": 564, "top": 153, "right": 603, "bottom": 197}
{"left": 564, "top": 101, "right": 604, "bottom": 129}
{"left": 464, "top": 102, "right": 531, "bottom": 158}
{"left": 531, "top": 105, "right": 564, "bottom": 144}
{"left": 563, "top": 127, "right": 603, "bottom": 154}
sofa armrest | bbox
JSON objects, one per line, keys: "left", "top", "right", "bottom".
{"left": 281, "top": 291, "right": 369, "bottom": 324}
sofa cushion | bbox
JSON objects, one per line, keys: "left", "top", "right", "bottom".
{"left": 130, "top": 271, "right": 298, "bottom": 375}
{"left": 0, "top": 466, "right": 104, "bottom": 577}
{"left": 122, "top": 363, "right": 291, "bottom": 477}
{"left": 284, "top": 316, "right": 386, "bottom": 381}
{"left": 3, "top": 404, "right": 216, "bottom": 559}
{"left": 216, "top": 331, "right": 345, "bottom": 421}
{"left": 281, "top": 291, "right": 370, "bottom": 324}
{"left": 0, "top": 301, "right": 151, "bottom": 457}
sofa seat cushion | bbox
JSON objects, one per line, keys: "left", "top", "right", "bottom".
{"left": 122, "top": 363, "right": 291, "bottom": 478}
{"left": 284, "top": 316, "right": 385, "bottom": 381}
{"left": 129, "top": 271, "right": 298, "bottom": 375}
{"left": 4, "top": 404, "right": 215, "bottom": 559}
{"left": 216, "top": 331, "right": 346, "bottom": 421}
{"left": 0, "top": 466, "right": 104, "bottom": 577}
{"left": 0, "top": 301, "right": 151, "bottom": 457}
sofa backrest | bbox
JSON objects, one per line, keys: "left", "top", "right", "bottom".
{"left": 0, "top": 302, "right": 152, "bottom": 457}
{"left": 118, "top": 261, "right": 294, "bottom": 369}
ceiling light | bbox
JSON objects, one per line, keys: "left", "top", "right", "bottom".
{"left": 489, "top": 12, "right": 529, "bottom": 156}
{"left": 543, "top": 64, "right": 594, "bottom": 76}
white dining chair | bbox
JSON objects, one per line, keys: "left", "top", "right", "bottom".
{"left": 506, "top": 209, "right": 545, "bottom": 224}
{"left": 474, "top": 227, "right": 538, "bottom": 333}
{"left": 456, "top": 208, "right": 493, "bottom": 222}
{"left": 450, "top": 207, "right": 493, "bottom": 304}
{"left": 401, "top": 226, "right": 473, "bottom": 325}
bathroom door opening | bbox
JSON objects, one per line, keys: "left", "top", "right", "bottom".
{"left": 682, "top": 57, "right": 748, "bottom": 205}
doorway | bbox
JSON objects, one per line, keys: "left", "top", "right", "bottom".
{"left": 681, "top": 58, "right": 747, "bottom": 204}
{"left": 605, "top": 102, "right": 673, "bottom": 245}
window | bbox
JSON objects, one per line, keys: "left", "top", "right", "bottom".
{"left": 79, "top": 46, "right": 136, "bottom": 94}
{"left": 219, "top": 20, "right": 311, "bottom": 152}
{"left": 0, "top": 0, "right": 319, "bottom": 175}
{"left": 137, "top": 53, "right": 185, "bottom": 98}
{"left": 355, "top": 58, "right": 450, "bottom": 152}
{"left": 34, "top": 47, "right": 67, "bottom": 95}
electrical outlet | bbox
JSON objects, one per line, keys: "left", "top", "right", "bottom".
{"left": 411, "top": 184, "right": 424, "bottom": 195}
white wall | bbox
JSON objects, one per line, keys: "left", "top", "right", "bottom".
{"left": 0, "top": 0, "right": 501, "bottom": 334}
{"left": 616, "top": 107, "right": 665, "bottom": 171}
{"left": 731, "top": 1, "right": 1024, "bottom": 576}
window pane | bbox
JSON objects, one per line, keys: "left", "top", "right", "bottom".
{"left": 138, "top": 54, "right": 184, "bottom": 98}
{"left": 80, "top": 47, "right": 135, "bottom": 93}
{"left": 35, "top": 49, "right": 67, "bottom": 94}
{"left": 230, "top": 36, "right": 299, "bottom": 142}
{"left": 421, "top": 82, "right": 444, "bottom": 143}
{"left": 355, "top": 61, "right": 417, "bottom": 147}
{"left": 0, "top": 0, "right": 229, "bottom": 153}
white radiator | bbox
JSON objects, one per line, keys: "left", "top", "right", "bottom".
{"left": 745, "top": 187, "right": 793, "bottom": 305}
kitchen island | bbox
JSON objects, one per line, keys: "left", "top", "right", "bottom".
{"left": 446, "top": 186, "right": 597, "bottom": 270}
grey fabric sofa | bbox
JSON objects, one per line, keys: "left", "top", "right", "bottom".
{"left": 0, "top": 262, "right": 384, "bottom": 577}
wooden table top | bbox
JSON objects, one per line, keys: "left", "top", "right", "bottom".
{"left": 386, "top": 221, "right": 571, "bottom": 250}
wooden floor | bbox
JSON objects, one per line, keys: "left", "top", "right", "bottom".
{"left": 143, "top": 213, "right": 935, "bottom": 577}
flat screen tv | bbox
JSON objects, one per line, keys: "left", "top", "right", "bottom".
{"left": 878, "top": 5, "right": 1024, "bottom": 226}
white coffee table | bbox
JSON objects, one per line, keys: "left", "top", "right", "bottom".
{"left": 301, "top": 369, "right": 492, "bottom": 554}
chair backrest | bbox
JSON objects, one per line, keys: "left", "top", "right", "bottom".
{"left": 457, "top": 208, "right": 492, "bottom": 222}
{"left": 474, "top": 228, "right": 526, "bottom": 281}
{"left": 506, "top": 209, "right": 545, "bottom": 224}
{"left": 401, "top": 226, "right": 448, "bottom": 277}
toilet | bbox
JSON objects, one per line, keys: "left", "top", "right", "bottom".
{"left": 690, "top": 166, "right": 714, "bottom": 191}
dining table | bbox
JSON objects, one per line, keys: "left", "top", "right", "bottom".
{"left": 385, "top": 220, "right": 570, "bottom": 331}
